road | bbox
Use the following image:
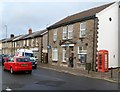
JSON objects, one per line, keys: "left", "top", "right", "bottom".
{"left": 2, "top": 65, "right": 118, "bottom": 91}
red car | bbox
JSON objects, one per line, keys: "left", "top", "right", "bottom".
{"left": 3, "top": 56, "right": 32, "bottom": 74}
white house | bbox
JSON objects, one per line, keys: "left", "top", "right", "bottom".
{"left": 96, "top": 1, "right": 120, "bottom": 68}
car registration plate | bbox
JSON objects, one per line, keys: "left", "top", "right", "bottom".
{"left": 21, "top": 64, "right": 28, "bottom": 66}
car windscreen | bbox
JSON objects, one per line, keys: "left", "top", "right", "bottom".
{"left": 23, "top": 53, "right": 34, "bottom": 57}
{"left": 16, "top": 58, "right": 29, "bottom": 62}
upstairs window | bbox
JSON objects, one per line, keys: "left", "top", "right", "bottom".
{"left": 68, "top": 25, "right": 73, "bottom": 39}
{"left": 26, "top": 39, "right": 29, "bottom": 46}
{"left": 80, "top": 22, "right": 86, "bottom": 38}
{"left": 53, "top": 29, "right": 57, "bottom": 41}
{"left": 63, "top": 26, "right": 67, "bottom": 40}
{"left": 31, "top": 39, "right": 34, "bottom": 47}
{"left": 23, "top": 40, "right": 26, "bottom": 46}
{"left": 36, "top": 38, "right": 38, "bottom": 46}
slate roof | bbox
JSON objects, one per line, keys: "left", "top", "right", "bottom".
{"left": 47, "top": 2, "right": 114, "bottom": 30}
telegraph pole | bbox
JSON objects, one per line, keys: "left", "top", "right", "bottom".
{"left": 4, "top": 25, "right": 7, "bottom": 38}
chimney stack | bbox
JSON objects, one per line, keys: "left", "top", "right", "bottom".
{"left": 10, "top": 34, "right": 14, "bottom": 38}
{"left": 28, "top": 28, "right": 32, "bottom": 34}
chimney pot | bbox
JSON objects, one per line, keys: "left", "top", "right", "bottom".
{"left": 28, "top": 28, "right": 32, "bottom": 34}
{"left": 10, "top": 34, "right": 14, "bottom": 38}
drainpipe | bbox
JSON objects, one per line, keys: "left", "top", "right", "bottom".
{"left": 92, "top": 16, "right": 96, "bottom": 71}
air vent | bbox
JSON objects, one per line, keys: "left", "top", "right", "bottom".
{"left": 109, "top": 17, "right": 112, "bottom": 22}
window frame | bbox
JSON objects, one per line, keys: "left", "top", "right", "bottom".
{"left": 62, "top": 47, "right": 67, "bottom": 62}
{"left": 80, "top": 22, "right": 86, "bottom": 38}
{"left": 68, "top": 25, "right": 73, "bottom": 39}
{"left": 53, "top": 29, "right": 57, "bottom": 41}
{"left": 78, "top": 46, "right": 87, "bottom": 63}
{"left": 52, "top": 48, "right": 58, "bottom": 61}
{"left": 63, "top": 26, "right": 67, "bottom": 40}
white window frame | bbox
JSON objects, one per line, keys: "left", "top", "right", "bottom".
{"left": 31, "top": 39, "right": 34, "bottom": 47}
{"left": 80, "top": 22, "right": 86, "bottom": 38}
{"left": 78, "top": 46, "right": 87, "bottom": 54}
{"left": 15, "top": 42, "right": 17, "bottom": 47}
{"left": 26, "top": 39, "right": 29, "bottom": 46}
{"left": 63, "top": 26, "right": 67, "bottom": 40}
{"left": 78, "top": 46, "right": 87, "bottom": 63}
{"left": 36, "top": 38, "right": 38, "bottom": 46}
{"left": 53, "top": 29, "right": 57, "bottom": 41}
{"left": 62, "top": 47, "right": 67, "bottom": 62}
{"left": 23, "top": 40, "right": 25, "bottom": 46}
{"left": 52, "top": 48, "right": 58, "bottom": 61}
{"left": 68, "top": 25, "right": 73, "bottom": 39}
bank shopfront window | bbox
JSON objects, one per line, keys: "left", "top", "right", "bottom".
{"left": 78, "top": 46, "right": 87, "bottom": 63}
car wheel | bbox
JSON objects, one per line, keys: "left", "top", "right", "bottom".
{"left": 10, "top": 67, "right": 14, "bottom": 74}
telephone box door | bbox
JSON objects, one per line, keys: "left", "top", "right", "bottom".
{"left": 98, "top": 50, "right": 108, "bottom": 72}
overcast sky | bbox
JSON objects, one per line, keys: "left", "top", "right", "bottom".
{"left": 0, "top": 0, "right": 116, "bottom": 39}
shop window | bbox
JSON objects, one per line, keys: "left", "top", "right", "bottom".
{"left": 62, "top": 47, "right": 67, "bottom": 62}
{"left": 52, "top": 48, "right": 58, "bottom": 61}
{"left": 78, "top": 46, "right": 87, "bottom": 63}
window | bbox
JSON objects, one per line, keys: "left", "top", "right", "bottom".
{"left": 36, "top": 38, "right": 38, "bottom": 46}
{"left": 52, "top": 48, "right": 58, "bottom": 61}
{"left": 62, "top": 47, "right": 67, "bottom": 62}
{"left": 31, "top": 39, "right": 34, "bottom": 47}
{"left": 15, "top": 42, "right": 17, "bottom": 47}
{"left": 63, "top": 26, "right": 67, "bottom": 40}
{"left": 80, "top": 22, "right": 86, "bottom": 38}
{"left": 68, "top": 25, "right": 73, "bottom": 39}
{"left": 78, "top": 54, "right": 87, "bottom": 63}
{"left": 53, "top": 29, "right": 57, "bottom": 41}
{"left": 16, "top": 58, "right": 29, "bottom": 62}
{"left": 23, "top": 40, "right": 26, "bottom": 46}
{"left": 26, "top": 40, "right": 29, "bottom": 46}
{"left": 78, "top": 46, "right": 87, "bottom": 63}
{"left": 8, "top": 57, "right": 14, "bottom": 62}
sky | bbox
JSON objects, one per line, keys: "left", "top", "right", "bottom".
{"left": 0, "top": 0, "right": 117, "bottom": 39}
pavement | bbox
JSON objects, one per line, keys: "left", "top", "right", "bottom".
{"left": 38, "top": 63, "right": 120, "bottom": 83}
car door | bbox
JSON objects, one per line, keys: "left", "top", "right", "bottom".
{"left": 5, "top": 57, "right": 14, "bottom": 70}
{"left": 4, "top": 58, "right": 10, "bottom": 70}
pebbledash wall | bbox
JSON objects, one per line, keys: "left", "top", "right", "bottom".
{"left": 97, "top": 2, "right": 119, "bottom": 68}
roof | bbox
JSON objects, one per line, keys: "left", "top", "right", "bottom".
{"left": 47, "top": 2, "right": 114, "bottom": 30}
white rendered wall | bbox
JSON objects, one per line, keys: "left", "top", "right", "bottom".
{"left": 118, "top": 2, "right": 120, "bottom": 67}
{"left": 96, "top": 3, "right": 118, "bottom": 68}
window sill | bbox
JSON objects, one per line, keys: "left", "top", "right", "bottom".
{"left": 77, "top": 62, "right": 86, "bottom": 65}
{"left": 52, "top": 60, "right": 58, "bottom": 62}
{"left": 62, "top": 61, "right": 67, "bottom": 63}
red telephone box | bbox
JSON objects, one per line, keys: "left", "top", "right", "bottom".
{"left": 97, "top": 50, "right": 108, "bottom": 72}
